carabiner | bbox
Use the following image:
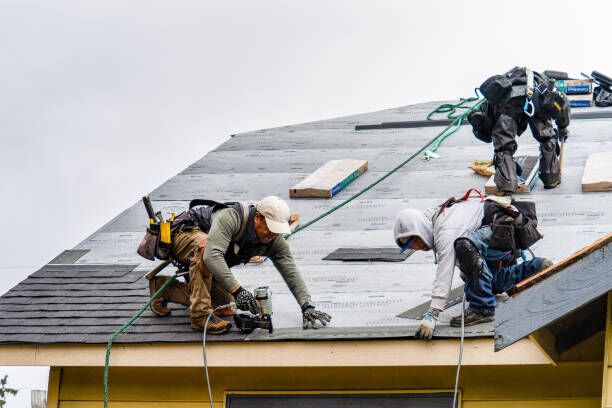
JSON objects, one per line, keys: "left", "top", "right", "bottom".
{"left": 421, "top": 150, "right": 440, "bottom": 162}
{"left": 523, "top": 98, "right": 535, "bottom": 117}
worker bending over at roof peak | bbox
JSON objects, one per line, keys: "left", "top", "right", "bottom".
{"left": 150, "top": 196, "right": 331, "bottom": 334}
{"left": 469, "top": 66, "right": 570, "bottom": 195}
{"left": 393, "top": 190, "right": 552, "bottom": 340}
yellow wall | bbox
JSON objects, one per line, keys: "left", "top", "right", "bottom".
{"left": 603, "top": 292, "right": 612, "bottom": 408}
{"left": 49, "top": 363, "right": 602, "bottom": 408}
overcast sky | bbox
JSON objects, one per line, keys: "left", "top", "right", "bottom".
{"left": 1, "top": 1, "right": 611, "bottom": 406}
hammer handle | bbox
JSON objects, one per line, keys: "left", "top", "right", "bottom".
{"left": 145, "top": 260, "right": 171, "bottom": 280}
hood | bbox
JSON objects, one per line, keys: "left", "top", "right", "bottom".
{"left": 393, "top": 208, "right": 435, "bottom": 249}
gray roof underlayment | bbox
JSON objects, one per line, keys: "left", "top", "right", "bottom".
{"left": 1, "top": 101, "right": 611, "bottom": 344}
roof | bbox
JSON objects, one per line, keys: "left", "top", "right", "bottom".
{"left": 1, "top": 101, "right": 611, "bottom": 344}
{"left": 495, "top": 234, "right": 612, "bottom": 352}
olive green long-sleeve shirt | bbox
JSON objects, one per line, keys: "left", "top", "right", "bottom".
{"left": 203, "top": 208, "right": 311, "bottom": 307}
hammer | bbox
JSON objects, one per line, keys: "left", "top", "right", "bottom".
{"left": 144, "top": 260, "right": 171, "bottom": 281}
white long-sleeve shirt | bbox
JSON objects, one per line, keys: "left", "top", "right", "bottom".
{"left": 394, "top": 199, "right": 484, "bottom": 310}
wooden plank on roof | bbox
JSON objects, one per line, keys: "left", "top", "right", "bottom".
{"left": 582, "top": 152, "right": 612, "bottom": 192}
{"left": 289, "top": 159, "right": 368, "bottom": 198}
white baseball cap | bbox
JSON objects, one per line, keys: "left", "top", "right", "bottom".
{"left": 256, "top": 196, "right": 291, "bottom": 234}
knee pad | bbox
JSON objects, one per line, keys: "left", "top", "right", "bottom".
{"left": 454, "top": 238, "right": 484, "bottom": 289}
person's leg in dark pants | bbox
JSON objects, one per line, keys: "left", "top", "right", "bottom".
{"left": 452, "top": 227, "right": 508, "bottom": 326}
{"left": 492, "top": 257, "right": 551, "bottom": 294}
{"left": 491, "top": 113, "right": 520, "bottom": 194}
{"left": 529, "top": 116, "right": 561, "bottom": 188}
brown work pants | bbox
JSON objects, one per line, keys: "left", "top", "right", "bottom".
{"left": 172, "top": 228, "right": 233, "bottom": 320}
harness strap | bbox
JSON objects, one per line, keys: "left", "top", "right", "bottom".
{"left": 458, "top": 188, "right": 486, "bottom": 201}
{"left": 188, "top": 199, "right": 218, "bottom": 210}
{"left": 236, "top": 202, "right": 250, "bottom": 242}
{"left": 432, "top": 188, "right": 486, "bottom": 231}
{"left": 526, "top": 68, "right": 534, "bottom": 98}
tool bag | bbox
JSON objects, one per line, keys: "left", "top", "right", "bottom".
{"left": 479, "top": 74, "right": 513, "bottom": 104}
{"left": 482, "top": 199, "right": 542, "bottom": 252}
{"left": 595, "top": 86, "right": 612, "bottom": 107}
{"left": 467, "top": 100, "right": 495, "bottom": 143}
{"left": 432, "top": 189, "right": 542, "bottom": 253}
{"left": 137, "top": 222, "right": 171, "bottom": 261}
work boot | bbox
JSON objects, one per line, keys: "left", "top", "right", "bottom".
{"left": 191, "top": 314, "right": 232, "bottom": 335}
{"left": 454, "top": 238, "right": 484, "bottom": 290}
{"left": 543, "top": 180, "right": 561, "bottom": 189}
{"left": 149, "top": 276, "right": 190, "bottom": 317}
{"left": 538, "top": 258, "right": 553, "bottom": 271}
{"left": 530, "top": 257, "right": 553, "bottom": 276}
{"left": 214, "top": 305, "right": 235, "bottom": 317}
{"left": 450, "top": 308, "right": 494, "bottom": 327}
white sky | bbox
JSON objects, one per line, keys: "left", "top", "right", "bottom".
{"left": 1, "top": 1, "right": 611, "bottom": 406}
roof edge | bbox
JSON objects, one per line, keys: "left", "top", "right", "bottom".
{"left": 0, "top": 338, "right": 550, "bottom": 367}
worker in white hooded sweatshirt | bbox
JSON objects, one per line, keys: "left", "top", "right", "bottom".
{"left": 393, "top": 191, "right": 551, "bottom": 340}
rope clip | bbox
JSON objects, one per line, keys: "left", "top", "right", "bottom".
{"left": 523, "top": 98, "right": 535, "bottom": 117}
{"left": 422, "top": 150, "right": 440, "bottom": 162}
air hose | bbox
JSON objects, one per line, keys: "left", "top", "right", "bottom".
{"left": 103, "top": 94, "right": 485, "bottom": 408}
{"left": 103, "top": 275, "right": 178, "bottom": 408}
{"left": 423, "top": 90, "right": 483, "bottom": 159}
{"left": 288, "top": 95, "right": 485, "bottom": 236}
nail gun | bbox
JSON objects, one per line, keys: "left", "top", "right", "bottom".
{"left": 234, "top": 286, "right": 273, "bottom": 334}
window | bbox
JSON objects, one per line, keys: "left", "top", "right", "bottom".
{"left": 226, "top": 392, "right": 455, "bottom": 407}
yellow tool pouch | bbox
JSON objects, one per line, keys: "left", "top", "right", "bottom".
{"left": 137, "top": 222, "right": 172, "bottom": 261}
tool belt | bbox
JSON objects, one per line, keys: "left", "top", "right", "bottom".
{"left": 482, "top": 200, "right": 542, "bottom": 252}
{"left": 137, "top": 199, "right": 250, "bottom": 264}
{"left": 137, "top": 212, "right": 193, "bottom": 262}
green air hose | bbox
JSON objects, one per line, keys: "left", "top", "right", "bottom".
{"left": 424, "top": 89, "right": 483, "bottom": 155}
{"left": 288, "top": 96, "right": 485, "bottom": 236}
{"left": 103, "top": 95, "right": 484, "bottom": 407}
{"left": 103, "top": 276, "right": 177, "bottom": 408}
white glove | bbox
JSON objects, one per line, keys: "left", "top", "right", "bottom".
{"left": 415, "top": 308, "right": 440, "bottom": 341}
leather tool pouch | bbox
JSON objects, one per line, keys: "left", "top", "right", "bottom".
{"left": 489, "top": 219, "right": 517, "bottom": 252}
{"left": 137, "top": 213, "right": 194, "bottom": 261}
{"left": 137, "top": 224, "right": 166, "bottom": 261}
{"left": 484, "top": 201, "right": 542, "bottom": 251}
{"left": 514, "top": 216, "right": 541, "bottom": 250}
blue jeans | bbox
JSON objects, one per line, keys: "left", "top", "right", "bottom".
{"left": 462, "top": 226, "right": 544, "bottom": 316}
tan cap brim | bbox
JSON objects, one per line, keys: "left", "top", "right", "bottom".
{"left": 264, "top": 217, "right": 291, "bottom": 234}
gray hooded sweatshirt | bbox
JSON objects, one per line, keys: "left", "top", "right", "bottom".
{"left": 393, "top": 199, "right": 484, "bottom": 310}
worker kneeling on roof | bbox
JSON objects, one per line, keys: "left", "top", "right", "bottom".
{"left": 150, "top": 196, "right": 331, "bottom": 334}
{"left": 393, "top": 189, "right": 552, "bottom": 340}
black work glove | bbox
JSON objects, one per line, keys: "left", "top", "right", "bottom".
{"left": 233, "top": 287, "right": 259, "bottom": 315}
{"left": 301, "top": 301, "right": 331, "bottom": 329}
